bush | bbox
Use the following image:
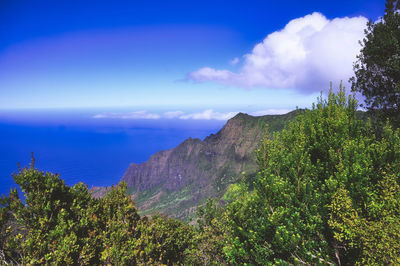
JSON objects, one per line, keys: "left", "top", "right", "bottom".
{"left": 4, "top": 156, "right": 195, "bottom": 265}
{"left": 223, "top": 87, "right": 400, "bottom": 264}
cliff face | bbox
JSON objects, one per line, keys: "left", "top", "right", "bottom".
{"left": 123, "top": 113, "right": 260, "bottom": 191}
{"left": 113, "top": 111, "right": 299, "bottom": 220}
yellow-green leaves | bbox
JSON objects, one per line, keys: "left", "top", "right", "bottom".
{"left": 222, "top": 88, "right": 400, "bottom": 264}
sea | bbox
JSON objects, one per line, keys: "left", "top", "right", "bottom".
{"left": 0, "top": 109, "right": 225, "bottom": 197}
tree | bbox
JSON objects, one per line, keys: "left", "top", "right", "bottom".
{"left": 223, "top": 87, "right": 400, "bottom": 264}
{"left": 184, "top": 198, "right": 228, "bottom": 265}
{"left": 133, "top": 214, "right": 197, "bottom": 264}
{"left": 351, "top": 0, "right": 400, "bottom": 126}
{"left": 8, "top": 156, "right": 105, "bottom": 264}
{"left": 96, "top": 182, "right": 141, "bottom": 265}
{"left": 0, "top": 195, "right": 11, "bottom": 264}
{"left": 4, "top": 155, "right": 198, "bottom": 265}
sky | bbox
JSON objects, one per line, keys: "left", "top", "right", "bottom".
{"left": 0, "top": 0, "right": 386, "bottom": 120}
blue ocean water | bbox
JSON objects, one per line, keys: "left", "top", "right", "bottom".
{"left": 0, "top": 110, "right": 225, "bottom": 197}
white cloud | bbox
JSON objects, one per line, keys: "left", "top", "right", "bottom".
{"left": 93, "top": 111, "right": 161, "bottom": 119}
{"left": 93, "top": 109, "right": 295, "bottom": 121}
{"left": 179, "top": 109, "right": 238, "bottom": 120}
{"left": 189, "top": 67, "right": 236, "bottom": 83}
{"left": 250, "top": 109, "right": 292, "bottom": 116}
{"left": 230, "top": 57, "right": 239, "bottom": 65}
{"left": 188, "top": 12, "right": 367, "bottom": 93}
{"left": 163, "top": 110, "right": 185, "bottom": 119}
{"left": 92, "top": 110, "right": 237, "bottom": 120}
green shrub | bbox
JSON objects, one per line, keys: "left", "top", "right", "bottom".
{"left": 223, "top": 88, "right": 400, "bottom": 264}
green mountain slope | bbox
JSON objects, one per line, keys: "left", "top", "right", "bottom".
{"left": 93, "top": 110, "right": 300, "bottom": 220}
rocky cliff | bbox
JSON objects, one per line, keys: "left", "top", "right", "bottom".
{"left": 92, "top": 111, "right": 299, "bottom": 220}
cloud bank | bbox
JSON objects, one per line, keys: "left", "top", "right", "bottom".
{"left": 250, "top": 109, "right": 293, "bottom": 116}
{"left": 93, "top": 111, "right": 161, "bottom": 119}
{"left": 93, "top": 109, "right": 291, "bottom": 121}
{"left": 188, "top": 12, "right": 367, "bottom": 93}
{"left": 179, "top": 109, "right": 238, "bottom": 120}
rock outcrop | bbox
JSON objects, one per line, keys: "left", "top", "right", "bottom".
{"left": 92, "top": 111, "right": 299, "bottom": 219}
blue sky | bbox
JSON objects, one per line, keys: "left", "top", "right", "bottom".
{"left": 0, "top": 0, "right": 386, "bottom": 119}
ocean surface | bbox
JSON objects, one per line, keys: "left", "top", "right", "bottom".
{"left": 0, "top": 109, "right": 225, "bottom": 197}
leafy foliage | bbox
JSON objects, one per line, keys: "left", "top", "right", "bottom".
{"left": 1, "top": 91, "right": 399, "bottom": 264}
{"left": 2, "top": 156, "right": 195, "bottom": 265}
{"left": 185, "top": 199, "right": 228, "bottom": 265}
{"left": 329, "top": 173, "right": 400, "bottom": 265}
{"left": 222, "top": 88, "right": 400, "bottom": 264}
{"left": 0, "top": 195, "right": 12, "bottom": 264}
{"left": 351, "top": 0, "right": 400, "bottom": 126}
{"left": 134, "top": 214, "right": 196, "bottom": 264}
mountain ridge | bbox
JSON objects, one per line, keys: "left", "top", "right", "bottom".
{"left": 92, "top": 110, "right": 301, "bottom": 219}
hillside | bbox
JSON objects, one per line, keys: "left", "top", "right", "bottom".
{"left": 5, "top": 91, "right": 399, "bottom": 265}
{"left": 92, "top": 110, "right": 300, "bottom": 219}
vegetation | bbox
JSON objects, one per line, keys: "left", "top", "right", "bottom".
{"left": 351, "top": 0, "right": 400, "bottom": 126}
{"left": 117, "top": 109, "right": 301, "bottom": 221}
{"left": 2, "top": 2, "right": 400, "bottom": 258}
{"left": 1, "top": 87, "right": 399, "bottom": 265}
{"left": 0, "top": 157, "right": 196, "bottom": 265}
{"left": 220, "top": 88, "right": 400, "bottom": 264}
